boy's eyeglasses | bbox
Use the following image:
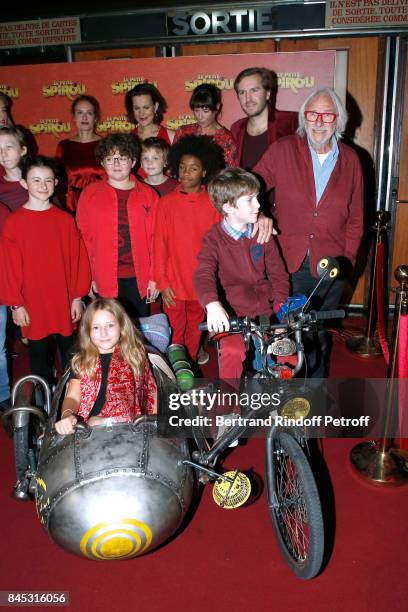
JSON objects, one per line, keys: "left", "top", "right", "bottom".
{"left": 104, "top": 156, "right": 130, "bottom": 165}
{"left": 304, "top": 111, "right": 337, "bottom": 124}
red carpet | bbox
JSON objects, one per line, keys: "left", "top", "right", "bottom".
{"left": 1, "top": 318, "right": 407, "bottom": 611}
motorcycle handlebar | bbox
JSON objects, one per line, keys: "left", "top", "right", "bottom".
{"left": 311, "top": 309, "right": 346, "bottom": 321}
{"left": 198, "top": 309, "right": 345, "bottom": 333}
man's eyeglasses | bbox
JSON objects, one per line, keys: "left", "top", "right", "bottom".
{"left": 104, "top": 156, "right": 130, "bottom": 165}
{"left": 304, "top": 111, "right": 337, "bottom": 124}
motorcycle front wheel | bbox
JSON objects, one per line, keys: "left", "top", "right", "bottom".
{"left": 265, "top": 431, "right": 324, "bottom": 579}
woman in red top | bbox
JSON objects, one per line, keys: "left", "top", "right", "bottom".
{"left": 55, "top": 298, "right": 157, "bottom": 435}
{"left": 174, "top": 84, "right": 238, "bottom": 168}
{"left": 125, "top": 83, "right": 175, "bottom": 145}
{"left": 56, "top": 95, "right": 106, "bottom": 212}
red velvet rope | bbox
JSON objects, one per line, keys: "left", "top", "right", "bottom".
{"left": 375, "top": 242, "right": 390, "bottom": 364}
{"left": 397, "top": 314, "right": 408, "bottom": 449}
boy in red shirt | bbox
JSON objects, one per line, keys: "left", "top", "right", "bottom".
{"left": 77, "top": 133, "right": 159, "bottom": 318}
{"left": 193, "top": 168, "right": 289, "bottom": 378}
{"left": 0, "top": 156, "right": 91, "bottom": 387}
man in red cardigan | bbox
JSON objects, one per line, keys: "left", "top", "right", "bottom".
{"left": 231, "top": 67, "right": 297, "bottom": 171}
{"left": 254, "top": 87, "right": 364, "bottom": 377}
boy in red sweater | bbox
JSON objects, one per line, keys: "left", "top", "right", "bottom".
{"left": 0, "top": 156, "right": 91, "bottom": 386}
{"left": 193, "top": 168, "right": 289, "bottom": 378}
{"left": 77, "top": 133, "right": 159, "bottom": 318}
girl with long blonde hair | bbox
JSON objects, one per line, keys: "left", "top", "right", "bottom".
{"left": 55, "top": 298, "right": 157, "bottom": 435}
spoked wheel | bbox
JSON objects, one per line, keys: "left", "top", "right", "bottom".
{"left": 265, "top": 431, "right": 324, "bottom": 579}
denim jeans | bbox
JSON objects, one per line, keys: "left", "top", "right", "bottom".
{"left": 0, "top": 305, "right": 10, "bottom": 401}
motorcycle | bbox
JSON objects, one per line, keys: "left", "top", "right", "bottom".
{"left": 2, "top": 257, "right": 343, "bottom": 578}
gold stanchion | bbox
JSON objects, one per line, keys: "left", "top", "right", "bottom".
{"left": 350, "top": 265, "right": 408, "bottom": 486}
{"left": 346, "top": 210, "right": 389, "bottom": 357}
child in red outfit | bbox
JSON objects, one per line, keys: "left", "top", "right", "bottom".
{"left": 153, "top": 135, "right": 223, "bottom": 361}
{"left": 193, "top": 168, "right": 289, "bottom": 378}
{"left": 140, "top": 137, "right": 178, "bottom": 197}
{"left": 76, "top": 133, "right": 159, "bottom": 318}
{"left": 0, "top": 156, "right": 91, "bottom": 386}
{"left": 55, "top": 298, "right": 157, "bottom": 435}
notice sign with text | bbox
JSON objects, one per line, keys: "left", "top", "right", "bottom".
{"left": 0, "top": 17, "right": 81, "bottom": 49}
{"left": 326, "top": 0, "right": 408, "bottom": 27}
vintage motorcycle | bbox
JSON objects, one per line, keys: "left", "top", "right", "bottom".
{"left": 2, "top": 257, "right": 343, "bottom": 579}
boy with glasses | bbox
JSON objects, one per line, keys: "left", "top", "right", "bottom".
{"left": 77, "top": 133, "right": 159, "bottom": 318}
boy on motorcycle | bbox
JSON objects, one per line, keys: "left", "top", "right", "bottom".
{"left": 193, "top": 168, "right": 289, "bottom": 379}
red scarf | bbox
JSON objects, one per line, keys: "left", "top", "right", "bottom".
{"left": 77, "top": 345, "right": 156, "bottom": 422}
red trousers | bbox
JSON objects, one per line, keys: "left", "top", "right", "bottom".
{"left": 218, "top": 335, "right": 246, "bottom": 379}
{"left": 164, "top": 299, "right": 204, "bottom": 361}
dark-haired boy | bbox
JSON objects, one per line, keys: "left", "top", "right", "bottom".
{"left": 77, "top": 133, "right": 159, "bottom": 317}
{"left": 193, "top": 168, "right": 289, "bottom": 378}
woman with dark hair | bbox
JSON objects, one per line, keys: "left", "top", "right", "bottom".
{"left": 125, "top": 83, "right": 175, "bottom": 144}
{"left": 56, "top": 95, "right": 106, "bottom": 212}
{"left": 174, "top": 83, "right": 238, "bottom": 168}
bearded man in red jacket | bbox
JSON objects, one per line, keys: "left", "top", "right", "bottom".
{"left": 231, "top": 67, "right": 297, "bottom": 171}
{"left": 254, "top": 87, "right": 364, "bottom": 377}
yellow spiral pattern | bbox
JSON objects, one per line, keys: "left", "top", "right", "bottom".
{"left": 80, "top": 519, "right": 153, "bottom": 560}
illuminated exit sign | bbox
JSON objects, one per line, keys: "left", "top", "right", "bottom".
{"left": 167, "top": 8, "right": 276, "bottom": 36}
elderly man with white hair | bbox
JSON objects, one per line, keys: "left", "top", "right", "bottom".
{"left": 254, "top": 87, "right": 364, "bottom": 377}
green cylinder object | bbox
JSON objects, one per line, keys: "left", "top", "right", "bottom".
{"left": 176, "top": 368, "right": 195, "bottom": 392}
{"left": 172, "top": 359, "right": 191, "bottom": 372}
{"left": 167, "top": 344, "right": 188, "bottom": 366}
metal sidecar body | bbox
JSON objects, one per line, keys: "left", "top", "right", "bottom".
{"left": 5, "top": 352, "right": 194, "bottom": 561}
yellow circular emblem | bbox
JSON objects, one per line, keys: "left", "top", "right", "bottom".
{"left": 80, "top": 519, "right": 153, "bottom": 560}
{"left": 213, "top": 470, "right": 251, "bottom": 509}
{"left": 280, "top": 397, "right": 311, "bottom": 419}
